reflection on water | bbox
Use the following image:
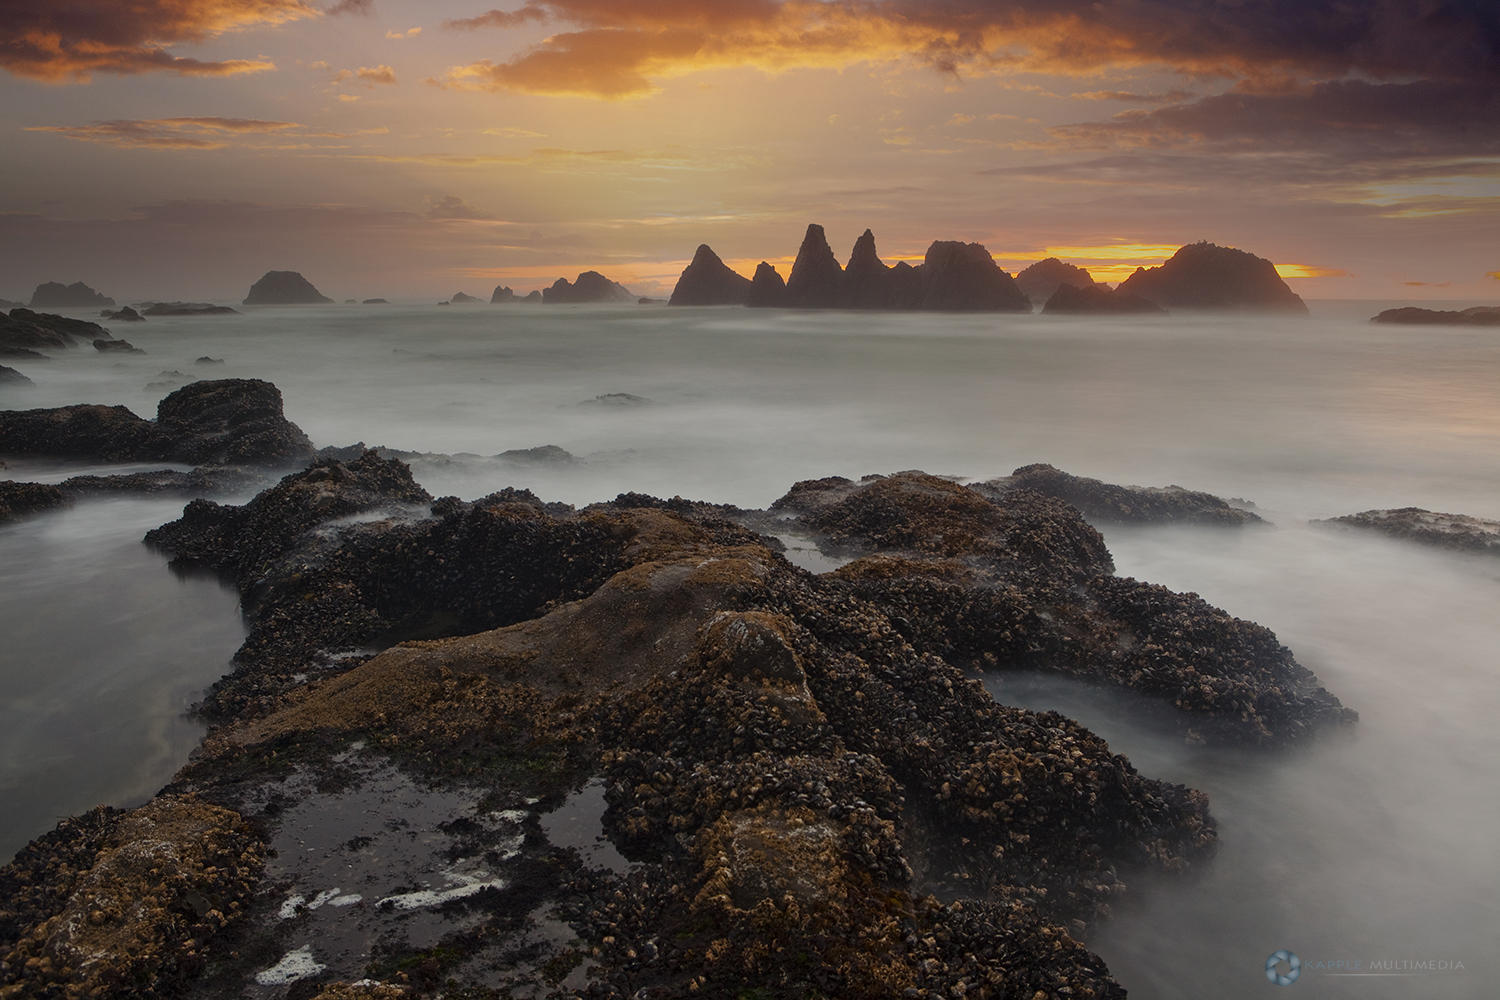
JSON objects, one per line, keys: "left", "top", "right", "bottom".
{"left": 0, "top": 494, "right": 247, "bottom": 863}
{"left": 2, "top": 304, "right": 1498, "bottom": 991}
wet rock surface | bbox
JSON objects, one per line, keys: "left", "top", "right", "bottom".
{"left": 0, "top": 379, "right": 314, "bottom": 467}
{"left": 0, "top": 480, "right": 71, "bottom": 522}
{"left": 1316, "top": 507, "right": 1500, "bottom": 555}
{"left": 3, "top": 393, "right": 1362, "bottom": 999}
{"left": 1, "top": 309, "right": 112, "bottom": 353}
{"left": 983, "top": 464, "right": 1264, "bottom": 527}
{"left": 0, "top": 366, "right": 34, "bottom": 388}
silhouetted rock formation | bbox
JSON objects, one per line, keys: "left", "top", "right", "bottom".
{"left": 490, "top": 286, "right": 514, "bottom": 303}
{"left": 242, "top": 271, "right": 334, "bottom": 306}
{"left": 196, "top": 356, "right": 225, "bottom": 365}
{"left": 920, "top": 241, "right": 1032, "bottom": 312}
{"left": 140, "top": 302, "right": 238, "bottom": 316}
{"left": 785, "top": 224, "right": 846, "bottom": 308}
{"left": 496, "top": 444, "right": 580, "bottom": 465}
{"left": 30, "top": 281, "right": 114, "bottom": 309}
{"left": 103, "top": 306, "right": 145, "bottom": 322}
{"left": 0, "top": 347, "right": 48, "bottom": 361}
{"left": 1016, "top": 258, "right": 1098, "bottom": 305}
{"left": 669, "top": 244, "right": 753, "bottom": 306}
{"left": 2, "top": 309, "right": 111, "bottom": 351}
{"left": 450, "top": 292, "right": 483, "bottom": 304}
{"left": 0, "top": 298, "right": 21, "bottom": 310}
{"left": 363, "top": 298, "right": 389, "bottom": 305}
{"left": 1, "top": 365, "right": 34, "bottom": 388}
{"left": 1316, "top": 508, "right": 1500, "bottom": 555}
{"left": 1117, "top": 242, "right": 1307, "bottom": 313}
{"left": 1370, "top": 306, "right": 1500, "bottom": 326}
{"left": 842, "top": 229, "right": 891, "bottom": 308}
{"left": 579, "top": 392, "right": 652, "bottom": 407}
{"left": 542, "top": 271, "right": 635, "bottom": 304}
{"left": 0, "top": 481, "right": 68, "bottom": 522}
{"left": 0, "top": 378, "right": 313, "bottom": 466}
{"left": 1043, "top": 284, "right": 1166, "bottom": 315}
{"left": 980, "top": 464, "right": 1262, "bottom": 526}
{"left": 746, "top": 262, "right": 788, "bottom": 308}
{"left": 57, "top": 466, "right": 270, "bottom": 497}
{"left": 94, "top": 338, "right": 143, "bottom": 354}
{"left": 519, "top": 290, "right": 542, "bottom": 303}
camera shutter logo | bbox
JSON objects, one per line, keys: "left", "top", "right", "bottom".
{"left": 1266, "top": 950, "right": 1301, "bottom": 985}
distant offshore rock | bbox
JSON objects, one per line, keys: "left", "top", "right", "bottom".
{"left": 94, "top": 338, "right": 144, "bottom": 354}
{"left": 579, "top": 392, "right": 652, "bottom": 407}
{"left": 542, "top": 271, "right": 635, "bottom": 304}
{"left": 981, "top": 463, "right": 1263, "bottom": 527}
{"left": 242, "top": 271, "right": 334, "bottom": 306}
{"left": 1316, "top": 508, "right": 1500, "bottom": 556}
{"left": 490, "top": 286, "right": 515, "bottom": 303}
{"left": 1043, "top": 283, "right": 1166, "bottom": 315}
{"left": 668, "top": 244, "right": 753, "bottom": 306}
{"left": 102, "top": 306, "right": 145, "bottom": 322}
{"left": 785, "top": 224, "right": 846, "bottom": 308}
{"left": 363, "top": 298, "right": 389, "bottom": 305}
{"left": 141, "top": 302, "right": 239, "bottom": 316}
{"left": 30, "top": 281, "right": 114, "bottom": 309}
{"left": 746, "top": 261, "right": 788, "bottom": 307}
{"left": 450, "top": 292, "right": 483, "bottom": 304}
{"left": 1117, "top": 242, "right": 1308, "bottom": 313}
{"left": 1370, "top": 306, "right": 1500, "bottom": 326}
{"left": 1016, "top": 258, "right": 1098, "bottom": 304}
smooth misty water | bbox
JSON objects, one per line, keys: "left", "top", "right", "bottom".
{"left": 2, "top": 301, "right": 1498, "bottom": 995}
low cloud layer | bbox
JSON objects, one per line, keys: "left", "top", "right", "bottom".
{"left": 1, "top": 0, "right": 316, "bottom": 82}
{"left": 26, "top": 117, "right": 303, "bottom": 149}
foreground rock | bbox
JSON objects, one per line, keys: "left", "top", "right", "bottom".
{"left": 1015, "top": 258, "right": 1098, "bottom": 304}
{"left": 1117, "top": 242, "right": 1308, "bottom": 313}
{"left": 1316, "top": 508, "right": 1500, "bottom": 556}
{"left": 981, "top": 464, "right": 1261, "bottom": 527}
{"left": 1043, "top": 284, "right": 1166, "bottom": 315}
{"left": 0, "top": 366, "right": 34, "bottom": 388}
{"left": 243, "top": 271, "right": 333, "bottom": 306}
{"left": 1370, "top": 306, "right": 1500, "bottom": 326}
{"left": 29, "top": 281, "right": 114, "bottom": 309}
{"left": 1, "top": 439, "right": 1357, "bottom": 999}
{"left": 0, "top": 379, "right": 314, "bottom": 466}
{"left": 0, "top": 481, "right": 70, "bottom": 522}
{"left": 542, "top": 271, "right": 635, "bottom": 304}
{"left": 668, "top": 245, "right": 753, "bottom": 305}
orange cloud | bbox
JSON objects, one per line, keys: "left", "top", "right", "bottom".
{"left": 436, "top": 0, "right": 1500, "bottom": 100}
{"left": 357, "top": 64, "right": 397, "bottom": 84}
{"left": 1488, "top": 271, "right": 1500, "bottom": 282}
{"left": 26, "top": 117, "right": 302, "bottom": 149}
{"left": 1274, "top": 264, "right": 1348, "bottom": 278}
{"left": 0, "top": 0, "right": 315, "bottom": 82}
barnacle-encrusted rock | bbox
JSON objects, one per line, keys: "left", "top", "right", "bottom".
{"left": 1316, "top": 507, "right": 1500, "bottom": 556}
{"left": 983, "top": 463, "right": 1264, "bottom": 527}
{"left": 0, "top": 481, "right": 70, "bottom": 523}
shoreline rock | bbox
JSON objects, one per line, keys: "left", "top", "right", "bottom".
{"left": 982, "top": 464, "right": 1263, "bottom": 527}
{"left": 2, "top": 309, "right": 113, "bottom": 352}
{"left": 1315, "top": 507, "right": 1500, "bottom": 555}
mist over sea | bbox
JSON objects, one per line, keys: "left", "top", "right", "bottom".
{"left": 3, "top": 301, "right": 1498, "bottom": 996}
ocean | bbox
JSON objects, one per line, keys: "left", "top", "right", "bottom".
{"left": 2, "top": 300, "right": 1497, "bottom": 997}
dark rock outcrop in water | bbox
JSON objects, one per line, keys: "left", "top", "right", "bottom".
{"left": 920, "top": 241, "right": 1032, "bottom": 312}
{"left": 94, "top": 338, "right": 144, "bottom": 354}
{"left": 1316, "top": 508, "right": 1500, "bottom": 556}
{"left": 141, "top": 302, "right": 239, "bottom": 316}
{"left": 489, "top": 285, "right": 514, "bottom": 303}
{"left": 0, "top": 365, "right": 34, "bottom": 388}
{"left": 668, "top": 244, "right": 753, "bottom": 305}
{"left": 981, "top": 463, "right": 1263, "bottom": 527}
{"left": 242, "top": 271, "right": 334, "bottom": 306}
{"left": 0, "top": 481, "right": 68, "bottom": 522}
{"left": 1, "top": 412, "right": 1357, "bottom": 999}
{"left": 30, "top": 281, "right": 114, "bottom": 309}
{"left": 746, "top": 260, "right": 789, "bottom": 307}
{"left": 842, "top": 228, "right": 891, "bottom": 308}
{"left": 0, "top": 379, "right": 313, "bottom": 466}
{"left": 785, "top": 223, "right": 846, "bottom": 308}
{"left": 102, "top": 306, "right": 145, "bottom": 322}
{"left": 1015, "top": 257, "right": 1098, "bottom": 304}
{"left": 1043, "top": 283, "right": 1167, "bottom": 315}
{"left": 1, "top": 309, "right": 113, "bottom": 352}
{"left": 1117, "top": 242, "right": 1308, "bottom": 313}
{"left": 1370, "top": 306, "right": 1500, "bottom": 326}
{"left": 542, "top": 271, "right": 635, "bottom": 304}
{"left": 449, "top": 292, "right": 482, "bottom": 304}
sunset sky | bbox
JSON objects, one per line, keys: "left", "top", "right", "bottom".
{"left": 2, "top": 0, "right": 1497, "bottom": 302}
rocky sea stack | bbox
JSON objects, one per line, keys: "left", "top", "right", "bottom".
{"left": 1043, "top": 284, "right": 1166, "bottom": 315}
{"left": 542, "top": 271, "right": 635, "bottom": 304}
{"left": 30, "top": 281, "right": 114, "bottom": 309}
{"left": 1117, "top": 242, "right": 1307, "bottom": 313}
{"left": 668, "top": 245, "right": 754, "bottom": 306}
{"left": 1371, "top": 306, "right": 1500, "bottom": 326}
{"left": 1015, "top": 258, "right": 1098, "bottom": 305}
{"left": 243, "top": 271, "right": 334, "bottom": 306}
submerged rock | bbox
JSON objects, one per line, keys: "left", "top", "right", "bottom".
{"left": 982, "top": 463, "right": 1262, "bottom": 526}
{"left": 242, "top": 271, "right": 334, "bottom": 306}
{"left": 1117, "top": 242, "right": 1308, "bottom": 313}
{"left": 1316, "top": 508, "right": 1500, "bottom": 555}
{"left": 542, "top": 271, "right": 635, "bottom": 304}
{"left": 1015, "top": 257, "right": 1098, "bottom": 305}
{"left": 29, "top": 280, "right": 114, "bottom": 309}
{"left": 669, "top": 244, "right": 753, "bottom": 306}
{"left": 1043, "top": 283, "right": 1166, "bottom": 315}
